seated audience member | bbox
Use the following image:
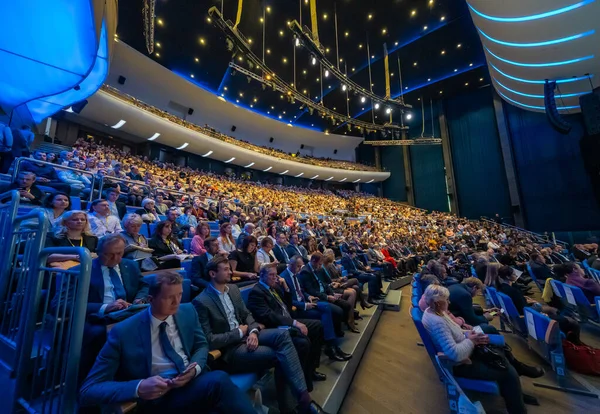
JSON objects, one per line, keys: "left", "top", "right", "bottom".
{"left": 88, "top": 199, "right": 123, "bottom": 237}
{"left": 448, "top": 277, "right": 498, "bottom": 334}
{"left": 320, "top": 250, "right": 360, "bottom": 330}
{"left": 136, "top": 198, "right": 159, "bottom": 223}
{"left": 496, "top": 265, "right": 582, "bottom": 344}
{"left": 190, "top": 237, "right": 221, "bottom": 290}
{"left": 217, "top": 222, "right": 236, "bottom": 254}
{"left": 105, "top": 187, "right": 126, "bottom": 219}
{"left": 193, "top": 256, "right": 327, "bottom": 414}
{"left": 9, "top": 171, "right": 45, "bottom": 205}
{"left": 165, "top": 209, "right": 181, "bottom": 237}
{"left": 51, "top": 234, "right": 147, "bottom": 381}
{"left": 418, "top": 274, "right": 473, "bottom": 330}
{"left": 257, "top": 236, "right": 279, "bottom": 270}
{"left": 58, "top": 160, "right": 91, "bottom": 195}
{"left": 217, "top": 207, "right": 231, "bottom": 225}
{"left": 341, "top": 249, "right": 385, "bottom": 304}
{"left": 79, "top": 271, "right": 256, "bottom": 414}
{"left": 247, "top": 264, "right": 327, "bottom": 390}
{"left": 557, "top": 262, "right": 600, "bottom": 303}
{"left": 281, "top": 256, "right": 352, "bottom": 361}
{"left": 149, "top": 220, "right": 186, "bottom": 269}
{"left": 19, "top": 150, "right": 72, "bottom": 194}
{"left": 121, "top": 213, "right": 154, "bottom": 261}
{"left": 0, "top": 122, "right": 13, "bottom": 173}
{"left": 423, "top": 259, "right": 459, "bottom": 286}
{"left": 474, "top": 255, "right": 489, "bottom": 282}
{"left": 22, "top": 191, "right": 71, "bottom": 230}
{"left": 230, "top": 214, "right": 242, "bottom": 239}
{"left": 177, "top": 206, "right": 198, "bottom": 229}
{"left": 298, "top": 252, "right": 354, "bottom": 335}
{"left": 528, "top": 253, "right": 555, "bottom": 281}
{"left": 286, "top": 233, "right": 309, "bottom": 263}
{"left": 190, "top": 197, "right": 206, "bottom": 219}
{"left": 46, "top": 211, "right": 98, "bottom": 266}
{"left": 228, "top": 235, "right": 260, "bottom": 285}
{"left": 236, "top": 222, "right": 255, "bottom": 249}
{"left": 273, "top": 232, "right": 291, "bottom": 263}
{"left": 154, "top": 193, "right": 169, "bottom": 215}
{"left": 190, "top": 222, "right": 211, "bottom": 255}
{"left": 422, "top": 285, "right": 542, "bottom": 414}
{"left": 126, "top": 165, "right": 143, "bottom": 181}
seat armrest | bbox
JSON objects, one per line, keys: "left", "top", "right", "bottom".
{"left": 120, "top": 401, "right": 137, "bottom": 413}
{"left": 208, "top": 349, "right": 222, "bottom": 361}
{"left": 487, "top": 334, "right": 505, "bottom": 346}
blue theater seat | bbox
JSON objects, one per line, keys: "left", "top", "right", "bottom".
{"left": 181, "top": 260, "right": 193, "bottom": 280}
{"left": 410, "top": 307, "right": 500, "bottom": 396}
{"left": 523, "top": 307, "right": 564, "bottom": 371}
{"left": 526, "top": 263, "right": 544, "bottom": 292}
{"left": 582, "top": 260, "right": 600, "bottom": 284}
{"left": 182, "top": 238, "right": 192, "bottom": 252}
{"left": 561, "top": 283, "right": 599, "bottom": 323}
{"left": 71, "top": 196, "right": 81, "bottom": 211}
{"left": 495, "top": 292, "right": 527, "bottom": 337}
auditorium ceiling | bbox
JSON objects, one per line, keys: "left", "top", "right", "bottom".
{"left": 117, "top": 0, "right": 489, "bottom": 136}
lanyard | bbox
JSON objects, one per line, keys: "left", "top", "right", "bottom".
{"left": 68, "top": 238, "right": 83, "bottom": 247}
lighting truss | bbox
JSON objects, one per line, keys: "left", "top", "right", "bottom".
{"left": 208, "top": 7, "right": 404, "bottom": 132}
{"left": 362, "top": 138, "right": 442, "bottom": 146}
{"left": 143, "top": 0, "right": 156, "bottom": 54}
{"left": 288, "top": 20, "right": 412, "bottom": 111}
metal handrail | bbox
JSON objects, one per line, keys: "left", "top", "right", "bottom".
{"left": 480, "top": 217, "right": 568, "bottom": 247}
{"left": 12, "top": 157, "right": 96, "bottom": 202}
{"left": 98, "top": 175, "right": 154, "bottom": 201}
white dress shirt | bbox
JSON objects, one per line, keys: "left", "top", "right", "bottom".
{"left": 208, "top": 284, "right": 258, "bottom": 338}
{"left": 257, "top": 248, "right": 274, "bottom": 269}
{"left": 98, "top": 265, "right": 123, "bottom": 316}
{"left": 89, "top": 213, "right": 123, "bottom": 237}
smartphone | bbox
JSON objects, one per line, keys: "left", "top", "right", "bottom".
{"left": 473, "top": 326, "right": 484, "bottom": 335}
{"left": 489, "top": 311, "right": 498, "bottom": 317}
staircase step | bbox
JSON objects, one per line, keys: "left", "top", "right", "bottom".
{"left": 382, "top": 290, "right": 402, "bottom": 312}
{"left": 389, "top": 276, "right": 412, "bottom": 290}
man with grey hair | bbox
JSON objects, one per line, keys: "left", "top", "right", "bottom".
{"left": 236, "top": 222, "right": 255, "bottom": 249}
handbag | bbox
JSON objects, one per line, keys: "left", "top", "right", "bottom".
{"left": 472, "top": 345, "right": 508, "bottom": 371}
{"left": 562, "top": 340, "right": 600, "bottom": 375}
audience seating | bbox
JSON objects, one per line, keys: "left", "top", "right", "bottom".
{"left": 560, "top": 283, "right": 600, "bottom": 324}
{"left": 525, "top": 263, "right": 544, "bottom": 292}
{"left": 582, "top": 260, "right": 600, "bottom": 284}
{"left": 435, "top": 355, "right": 486, "bottom": 414}
{"left": 495, "top": 292, "right": 527, "bottom": 337}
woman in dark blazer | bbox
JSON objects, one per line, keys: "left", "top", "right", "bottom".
{"left": 148, "top": 220, "right": 184, "bottom": 269}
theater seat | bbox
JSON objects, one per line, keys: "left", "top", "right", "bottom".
{"left": 496, "top": 291, "right": 527, "bottom": 337}
{"left": 182, "top": 238, "right": 192, "bottom": 252}
{"left": 71, "top": 196, "right": 81, "bottom": 211}
{"left": 561, "top": 283, "right": 599, "bottom": 323}
{"left": 525, "top": 263, "right": 544, "bottom": 292}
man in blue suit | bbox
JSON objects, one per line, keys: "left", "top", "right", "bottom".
{"left": 341, "top": 249, "right": 385, "bottom": 304}
{"left": 281, "top": 255, "right": 351, "bottom": 361}
{"left": 286, "top": 233, "right": 309, "bottom": 263}
{"left": 80, "top": 271, "right": 256, "bottom": 413}
{"left": 273, "top": 232, "right": 291, "bottom": 264}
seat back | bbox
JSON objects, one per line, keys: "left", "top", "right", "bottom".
{"left": 240, "top": 284, "right": 254, "bottom": 305}
{"left": 410, "top": 307, "right": 444, "bottom": 379}
{"left": 182, "top": 238, "right": 192, "bottom": 252}
{"left": 582, "top": 260, "right": 600, "bottom": 283}
{"left": 70, "top": 196, "right": 81, "bottom": 211}
{"left": 549, "top": 279, "right": 569, "bottom": 309}
{"left": 435, "top": 356, "right": 486, "bottom": 414}
{"left": 523, "top": 307, "right": 565, "bottom": 376}
{"left": 562, "top": 283, "right": 597, "bottom": 322}
{"left": 526, "top": 262, "right": 544, "bottom": 291}
{"left": 470, "top": 266, "right": 477, "bottom": 278}
{"left": 596, "top": 297, "right": 600, "bottom": 321}
{"left": 496, "top": 291, "right": 526, "bottom": 335}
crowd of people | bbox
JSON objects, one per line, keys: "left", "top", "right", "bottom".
{"left": 101, "top": 85, "right": 380, "bottom": 172}
{"left": 8, "top": 138, "right": 600, "bottom": 413}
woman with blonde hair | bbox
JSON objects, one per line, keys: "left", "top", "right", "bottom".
{"left": 217, "top": 222, "right": 236, "bottom": 253}
{"left": 46, "top": 210, "right": 98, "bottom": 265}
{"left": 422, "top": 284, "right": 541, "bottom": 414}
{"left": 484, "top": 262, "right": 500, "bottom": 288}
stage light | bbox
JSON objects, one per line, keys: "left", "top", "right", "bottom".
{"left": 312, "top": 56, "right": 317, "bottom": 65}
{"left": 386, "top": 108, "right": 392, "bottom": 114}
{"left": 375, "top": 103, "right": 380, "bottom": 109}
{"left": 325, "top": 70, "right": 329, "bottom": 77}
{"left": 406, "top": 113, "right": 412, "bottom": 120}
{"left": 440, "top": 16, "right": 446, "bottom": 21}
{"left": 342, "top": 84, "right": 347, "bottom": 91}
{"left": 361, "top": 97, "right": 366, "bottom": 103}
{"left": 195, "top": 57, "right": 199, "bottom": 62}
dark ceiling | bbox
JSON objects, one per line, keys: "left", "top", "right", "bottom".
{"left": 117, "top": 0, "right": 489, "bottom": 137}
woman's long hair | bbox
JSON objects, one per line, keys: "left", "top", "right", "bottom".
{"left": 219, "top": 222, "right": 235, "bottom": 245}
{"left": 484, "top": 262, "right": 500, "bottom": 287}
{"left": 54, "top": 210, "right": 93, "bottom": 238}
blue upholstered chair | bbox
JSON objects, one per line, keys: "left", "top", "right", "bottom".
{"left": 495, "top": 292, "right": 527, "bottom": 337}
{"left": 435, "top": 355, "right": 486, "bottom": 414}
{"left": 182, "top": 238, "right": 192, "bottom": 252}
{"left": 526, "top": 263, "right": 544, "bottom": 292}
{"left": 581, "top": 259, "right": 600, "bottom": 284}
{"left": 561, "top": 283, "right": 600, "bottom": 324}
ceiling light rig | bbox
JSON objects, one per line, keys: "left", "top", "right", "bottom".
{"left": 208, "top": 7, "right": 403, "bottom": 132}
{"left": 287, "top": 20, "right": 411, "bottom": 112}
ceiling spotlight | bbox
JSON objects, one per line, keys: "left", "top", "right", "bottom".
{"left": 194, "top": 57, "right": 199, "bottom": 62}
{"left": 386, "top": 108, "right": 392, "bottom": 114}
{"left": 279, "top": 30, "right": 284, "bottom": 36}
{"left": 368, "top": 14, "right": 373, "bottom": 20}
{"left": 342, "top": 84, "right": 347, "bottom": 91}
{"left": 454, "top": 68, "right": 457, "bottom": 72}
{"left": 157, "top": 19, "right": 164, "bottom": 26}
{"left": 266, "top": 6, "right": 271, "bottom": 12}
{"left": 441, "top": 16, "right": 446, "bottom": 21}
{"left": 358, "top": 44, "right": 363, "bottom": 49}
{"left": 361, "top": 97, "right": 366, "bottom": 103}
{"left": 375, "top": 103, "right": 380, "bottom": 109}
{"left": 413, "top": 62, "right": 417, "bottom": 66}
{"left": 465, "top": 82, "right": 469, "bottom": 86}
{"left": 324, "top": 69, "right": 329, "bottom": 77}
{"left": 345, "top": 31, "right": 349, "bottom": 37}
{"left": 457, "top": 43, "right": 462, "bottom": 48}
{"left": 295, "top": 38, "right": 300, "bottom": 47}
{"left": 394, "top": 42, "right": 398, "bottom": 46}
{"left": 155, "top": 42, "right": 161, "bottom": 48}
{"left": 411, "top": 10, "right": 417, "bottom": 16}
{"left": 469, "top": 63, "right": 473, "bottom": 67}
{"left": 405, "top": 113, "right": 413, "bottom": 120}
{"left": 206, "top": 17, "right": 211, "bottom": 23}
{"left": 282, "top": 57, "right": 287, "bottom": 63}
{"left": 427, "top": 78, "right": 431, "bottom": 81}
{"left": 190, "top": 74, "right": 194, "bottom": 78}
{"left": 199, "top": 37, "right": 205, "bottom": 45}
{"left": 382, "top": 28, "right": 387, "bottom": 34}
{"left": 201, "top": 150, "right": 213, "bottom": 157}
{"left": 323, "top": 13, "right": 328, "bottom": 20}
{"left": 441, "top": 50, "right": 445, "bottom": 55}
{"left": 311, "top": 56, "right": 317, "bottom": 65}
{"left": 480, "top": 77, "right": 484, "bottom": 81}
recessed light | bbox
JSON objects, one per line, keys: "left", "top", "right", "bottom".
{"left": 469, "top": 63, "right": 473, "bottom": 67}
{"left": 111, "top": 120, "right": 126, "bottom": 129}
{"left": 194, "top": 57, "right": 199, "bottom": 62}
{"left": 199, "top": 37, "right": 205, "bottom": 45}
{"left": 441, "top": 16, "right": 446, "bottom": 21}
{"left": 201, "top": 150, "right": 213, "bottom": 157}
{"left": 479, "top": 78, "right": 484, "bottom": 81}
{"left": 454, "top": 68, "right": 458, "bottom": 72}
{"left": 263, "top": 166, "right": 273, "bottom": 172}
{"left": 457, "top": 43, "right": 462, "bottom": 48}
{"left": 147, "top": 133, "right": 160, "bottom": 141}
{"left": 244, "top": 162, "right": 255, "bottom": 168}
{"left": 441, "top": 50, "right": 446, "bottom": 55}
{"left": 157, "top": 19, "right": 164, "bottom": 26}
{"left": 413, "top": 62, "right": 417, "bottom": 66}
{"left": 176, "top": 143, "right": 189, "bottom": 150}
{"left": 411, "top": 10, "right": 417, "bottom": 16}
{"left": 224, "top": 157, "right": 235, "bottom": 163}
{"left": 368, "top": 14, "right": 373, "bottom": 20}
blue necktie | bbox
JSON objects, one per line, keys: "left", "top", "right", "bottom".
{"left": 109, "top": 267, "right": 127, "bottom": 300}
{"left": 159, "top": 322, "right": 186, "bottom": 374}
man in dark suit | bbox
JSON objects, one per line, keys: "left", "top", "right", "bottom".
{"left": 189, "top": 237, "right": 220, "bottom": 290}
{"left": 247, "top": 264, "right": 327, "bottom": 390}
{"left": 106, "top": 187, "right": 127, "bottom": 219}
{"left": 286, "top": 233, "right": 309, "bottom": 263}
{"left": 194, "top": 256, "right": 326, "bottom": 414}
{"left": 280, "top": 256, "right": 351, "bottom": 361}
{"left": 65, "top": 234, "right": 150, "bottom": 382}
{"left": 341, "top": 249, "right": 385, "bottom": 304}
{"left": 298, "top": 252, "right": 353, "bottom": 335}
{"left": 9, "top": 171, "right": 45, "bottom": 205}
{"left": 448, "top": 277, "right": 497, "bottom": 334}
{"left": 80, "top": 271, "right": 256, "bottom": 413}
{"left": 273, "top": 232, "right": 291, "bottom": 264}
{"left": 529, "top": 253, "right": 555, "bottom": 282}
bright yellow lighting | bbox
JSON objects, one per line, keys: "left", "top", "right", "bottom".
{"left": 266, "top": 75, "right": 272, "bottom": 80}
{"left": 266, "top": 6, "right": 271, "bottom": 12}
{"left": 368, "top": 14, "right": 373, "bottom": 20}
{"left": 259, "top": 17, "right": 264, "bottom": 23}
{"left": 345, "top": 31, "right": 349, "bottom": 37}
{"left": 457, "top": 43, "right": 462, "bottom": 48}
{"left": 157, "top": 18, "right": 164, "bottom": 26}
{"left": 224, "top": 87, "right": 228, "bottom": 90}
{"left": 194, "top": 57, "right": 199, "bottom": 62}
{"left": 465, "top": 82, "right": 469, "bottom": 86}
{"left": 248, "top": 38, "right": 253, "bottom": 44}
{"left": 266, "top": 49, "right": 271, "bottom": 54}
{"left": 413, "top": 62, "right": 417, "bottom": 66}
{"left": 282, "top": 57, "right": 287, "bottom": 63}
{"left": 156, "top": 42, "right": 161, "bottom": 47}
{"left": 423, "top": 25, "right": 428, "bottom": 30}
{"left": 303, "top": 70, "right": 307, "bottom": 74}
{"left": 239, "top": 92, "right": 244, "bottom": 97}
{"left": 238, "top": 56, "right": 243, "bottom": 61}
{"left": 279, "top": 30, "right": 284, "bottom": 36}
{"left": 155, "top": 52, "right": 160, "bottom": 57}
{"left": 199, "top": 37, "right": 206, "bottom": 45}
{"left": 411, "top": 10, "right": 416, "bottom": 16}
{"left": 325, "top": 47, "right": 330, "bottom": 53}
{"left": 441, "top": 50, "right": 445, "bottom": 55}
{"left": 382, "top": 28, "right": 387, "bottom": 34}
{"left": 323, "top": 13, "right": 328, "bottom": 20}
{"left": 358, "top": 44, "right": 363, "bottom": 49}
{"left": 206, "top": 17, "right": 211, "bottom": 23}
{"left": 441, "top": 16, "right": 446, "bottom": 21}
{"left": 480, "top": 78, "right": 484, "bottom": 81}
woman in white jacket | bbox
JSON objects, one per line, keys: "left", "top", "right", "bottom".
{"left": 422, "top": 285, "right": 541, "bottom": 414}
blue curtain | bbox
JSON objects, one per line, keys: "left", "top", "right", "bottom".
{"left": 381, "top": 146, "right": 407, "bottom": 201}
{"left": 410, "top": 145, "right": 448, "bottom": 212}
{"left": 445, "top": 87, "right": 512, "bottom": 220}
{"left": 505, "top": 102, "right": 600, "bottom": 232}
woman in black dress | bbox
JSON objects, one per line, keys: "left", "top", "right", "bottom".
{"left": 229, "top": 235, "right": 259, "bottom": 285}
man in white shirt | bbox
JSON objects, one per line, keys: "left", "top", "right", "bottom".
{"left": 89, "top": 199, "right": 123, "bottom": 237}
{"left": 80, "top": 271, "right": 256, "bottom": 413}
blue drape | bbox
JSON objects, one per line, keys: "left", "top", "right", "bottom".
{"left": 410, "top": 145, "right": 449, "bottom": 212}
{"left": 504, "top": 102, "right": 600, "bottom": 232}
{"left": 445, "top": 87, "right": 512, "bottom": 220}
{"left": 381, "top": 146, "right": 407, "bottom": 201}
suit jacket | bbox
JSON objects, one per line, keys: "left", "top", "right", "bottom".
{"left": 298, "top": 264, "right": 333, "bottom": 301}
{"left": 190, "top": 253, "right": 211, "bottom": 288}
{"left": 281, "top": 268, "right": 309, "bottom": 309}
{"left": 193, "top": 284, "right": 260, "bottom": 362}
{"left": 247, "top": 282, "right": 295, "bottom": 328}
{"left": 341, "top": 255, "right": 366, "bottom": 276}
{"left": 81, "top": 258, "right": 148, "bottom": 316}
{"left": 273, "top": 244, "right": 290, "bottom": 263}
{"left": 79, "top": 304, "right": 208, "bottom": 406}
{"left": 113, "top": 201, "right": 126, "bottom": 220}
{"left": 447, "top": 283, "right": 487, "bottom": 326}
{"left": 529, "top": 261, "right": 554, "bottom": 281}
{"left": 286, "top": 243, "right": 308, "bottom": 262}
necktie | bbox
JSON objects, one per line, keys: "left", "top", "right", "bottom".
{"left": 159, "top": 322, "right": 186, "bottom": 374}
{"left": 270, "top": 289, "right": 290, "bottom": 317}
{"left": 108, "top": 267, "right": 127, "bottom": 300}
{"left": 291, "top": 273, "right": 304, "bottom": 302}
{"left": 281, "top": 246, "right": 289, "bottom": 261}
